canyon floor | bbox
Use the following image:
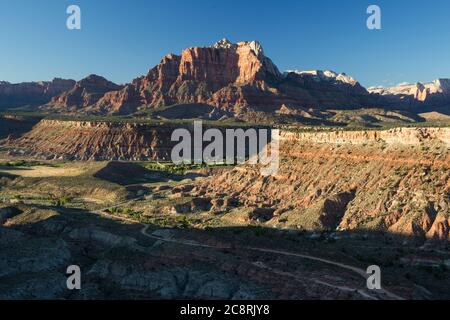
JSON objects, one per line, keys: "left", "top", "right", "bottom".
{"left": 0, "top": 115, "right": 449, "bottom": 300}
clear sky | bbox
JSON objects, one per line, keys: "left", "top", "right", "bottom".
{"left": 1, "top": 0, "right": 450, "bottom": 87}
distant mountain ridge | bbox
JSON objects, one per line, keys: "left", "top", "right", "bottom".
{"left": 1, "top": 39, "right": 449, "bottom": 116}
{"left": 369, "top": 79, "right": 450, "bottom": 98}
{"left": 39, "top": 39, "right": 374, "bottom": 116}
{"left": 0, "top": 78, "right": 75, "bottom": 109}
{"left": 369, "top": 79, "right": 450, "bottom": 109}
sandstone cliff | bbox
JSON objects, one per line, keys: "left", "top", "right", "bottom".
{"left": 130, "top": 39, "right": 284, "bottom": 114}
{"left": 2, "top": 120, "right": 449, "bottom": 241}
{"left": 4, "top": 119, "right": 176, "bottom": 161}
{"left": 192, "top": 127, "right": 450, "bottom": 241}
{"left": 3, "top": 40, "right": 450, "bottom": 116}
{"left": 3, "top": 119, "right": 251, "bottom": 161}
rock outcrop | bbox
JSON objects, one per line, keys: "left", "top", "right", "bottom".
{"left": 0, "top": 115, "right": 41, "bottom": 139}
{"left": 1, "top": 205, "right": 387, "bottom": 300}
{"left": 369, "top": 79, "right": 450, "bottom": 100}
{"left": 43, "top": 75, "right": 123, "bottom": 112}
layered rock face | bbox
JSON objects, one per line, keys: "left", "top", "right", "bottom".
{"left": 0, "top": 78, "right": 75, "bottom": 109}
{"left": 95, "top": 85, "right": 141, "bottom": 115}
{"left": 0, "top": 119, "right": 260, "bottom": 161}
{"left": 4, "top": 120, "right": 177, "bottom": 161}
{"left": 192, "top": 127, "right": 450, "bottom": 241}
{"left": 3, "top": 119, "right": 449, "bottom": 241}
{"left": 178, "top": 40, "right": 280, "bottom": 86}
{"left": 3, "top": 119, "right": 259, "bottom": 161}
{"left": 129, "top": 39, "right": 284, "bottom": 114}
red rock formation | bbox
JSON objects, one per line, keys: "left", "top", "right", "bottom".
{"left": 38, "top": 39, "right": 379, "bottom": 115}
{"left": 131, "top": 40, "right": 283, "bottom": 113}
{"left": 136, "top": 53, "right": 182, "bottom": 107}
{"left": 95, "top": 85, "right": 140, "bottom": 115}
{"left": 44, "top": 74, "right": 122, "bottom": 112}
{"left": 190, "top": 127, "right": 450, "bottom": 238}
{"left": 412, "top": 83, "right": 429, "bottom": 102}
{"left": 178, "top": 41, "right": 280, "bottom": 86}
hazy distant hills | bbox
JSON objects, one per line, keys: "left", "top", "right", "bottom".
{"left": 0, "top": 78, "right": 75, "bottom": 109}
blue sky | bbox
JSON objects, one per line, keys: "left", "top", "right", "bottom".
{"left": 1, "top": 0, "right": 450, "bottom": 87}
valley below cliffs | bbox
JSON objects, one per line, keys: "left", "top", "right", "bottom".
{"left": 0, "top": 119, "right": 449, "bottom": 300}
{"left": 1, "top": 119, "right": 449, "bottom": 242}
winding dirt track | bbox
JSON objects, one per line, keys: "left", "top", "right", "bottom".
{"left": 94, "top": 199, "right": 404, "bottom": 300}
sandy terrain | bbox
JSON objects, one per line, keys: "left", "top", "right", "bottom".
{"left": 0, "top": 165, "right": 85, "bottom": 178}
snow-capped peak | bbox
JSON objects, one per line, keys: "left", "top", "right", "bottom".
{"left": 285, "top": 70, "right": 358, "bottom": 85}
{"left": 212, "top": 39, "right": 265, "bottom": 57}
{"left": 212, "top": 38, "right": 236, "bottom": 49}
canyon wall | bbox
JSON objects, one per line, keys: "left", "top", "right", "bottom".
{"left": 3, "top": 120, "right": 177, "bottom": 161}
{"left": 2, "top": 119, "right": 449, "bottom": 240}
{"left": 281, "top": 127, "right": 450, "bottom": 146}
{"left": 194, "top": 127, "right": 450, "bottom": 241}
{"left": 2, "top": 119, "right": 269, "bottom": 161}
